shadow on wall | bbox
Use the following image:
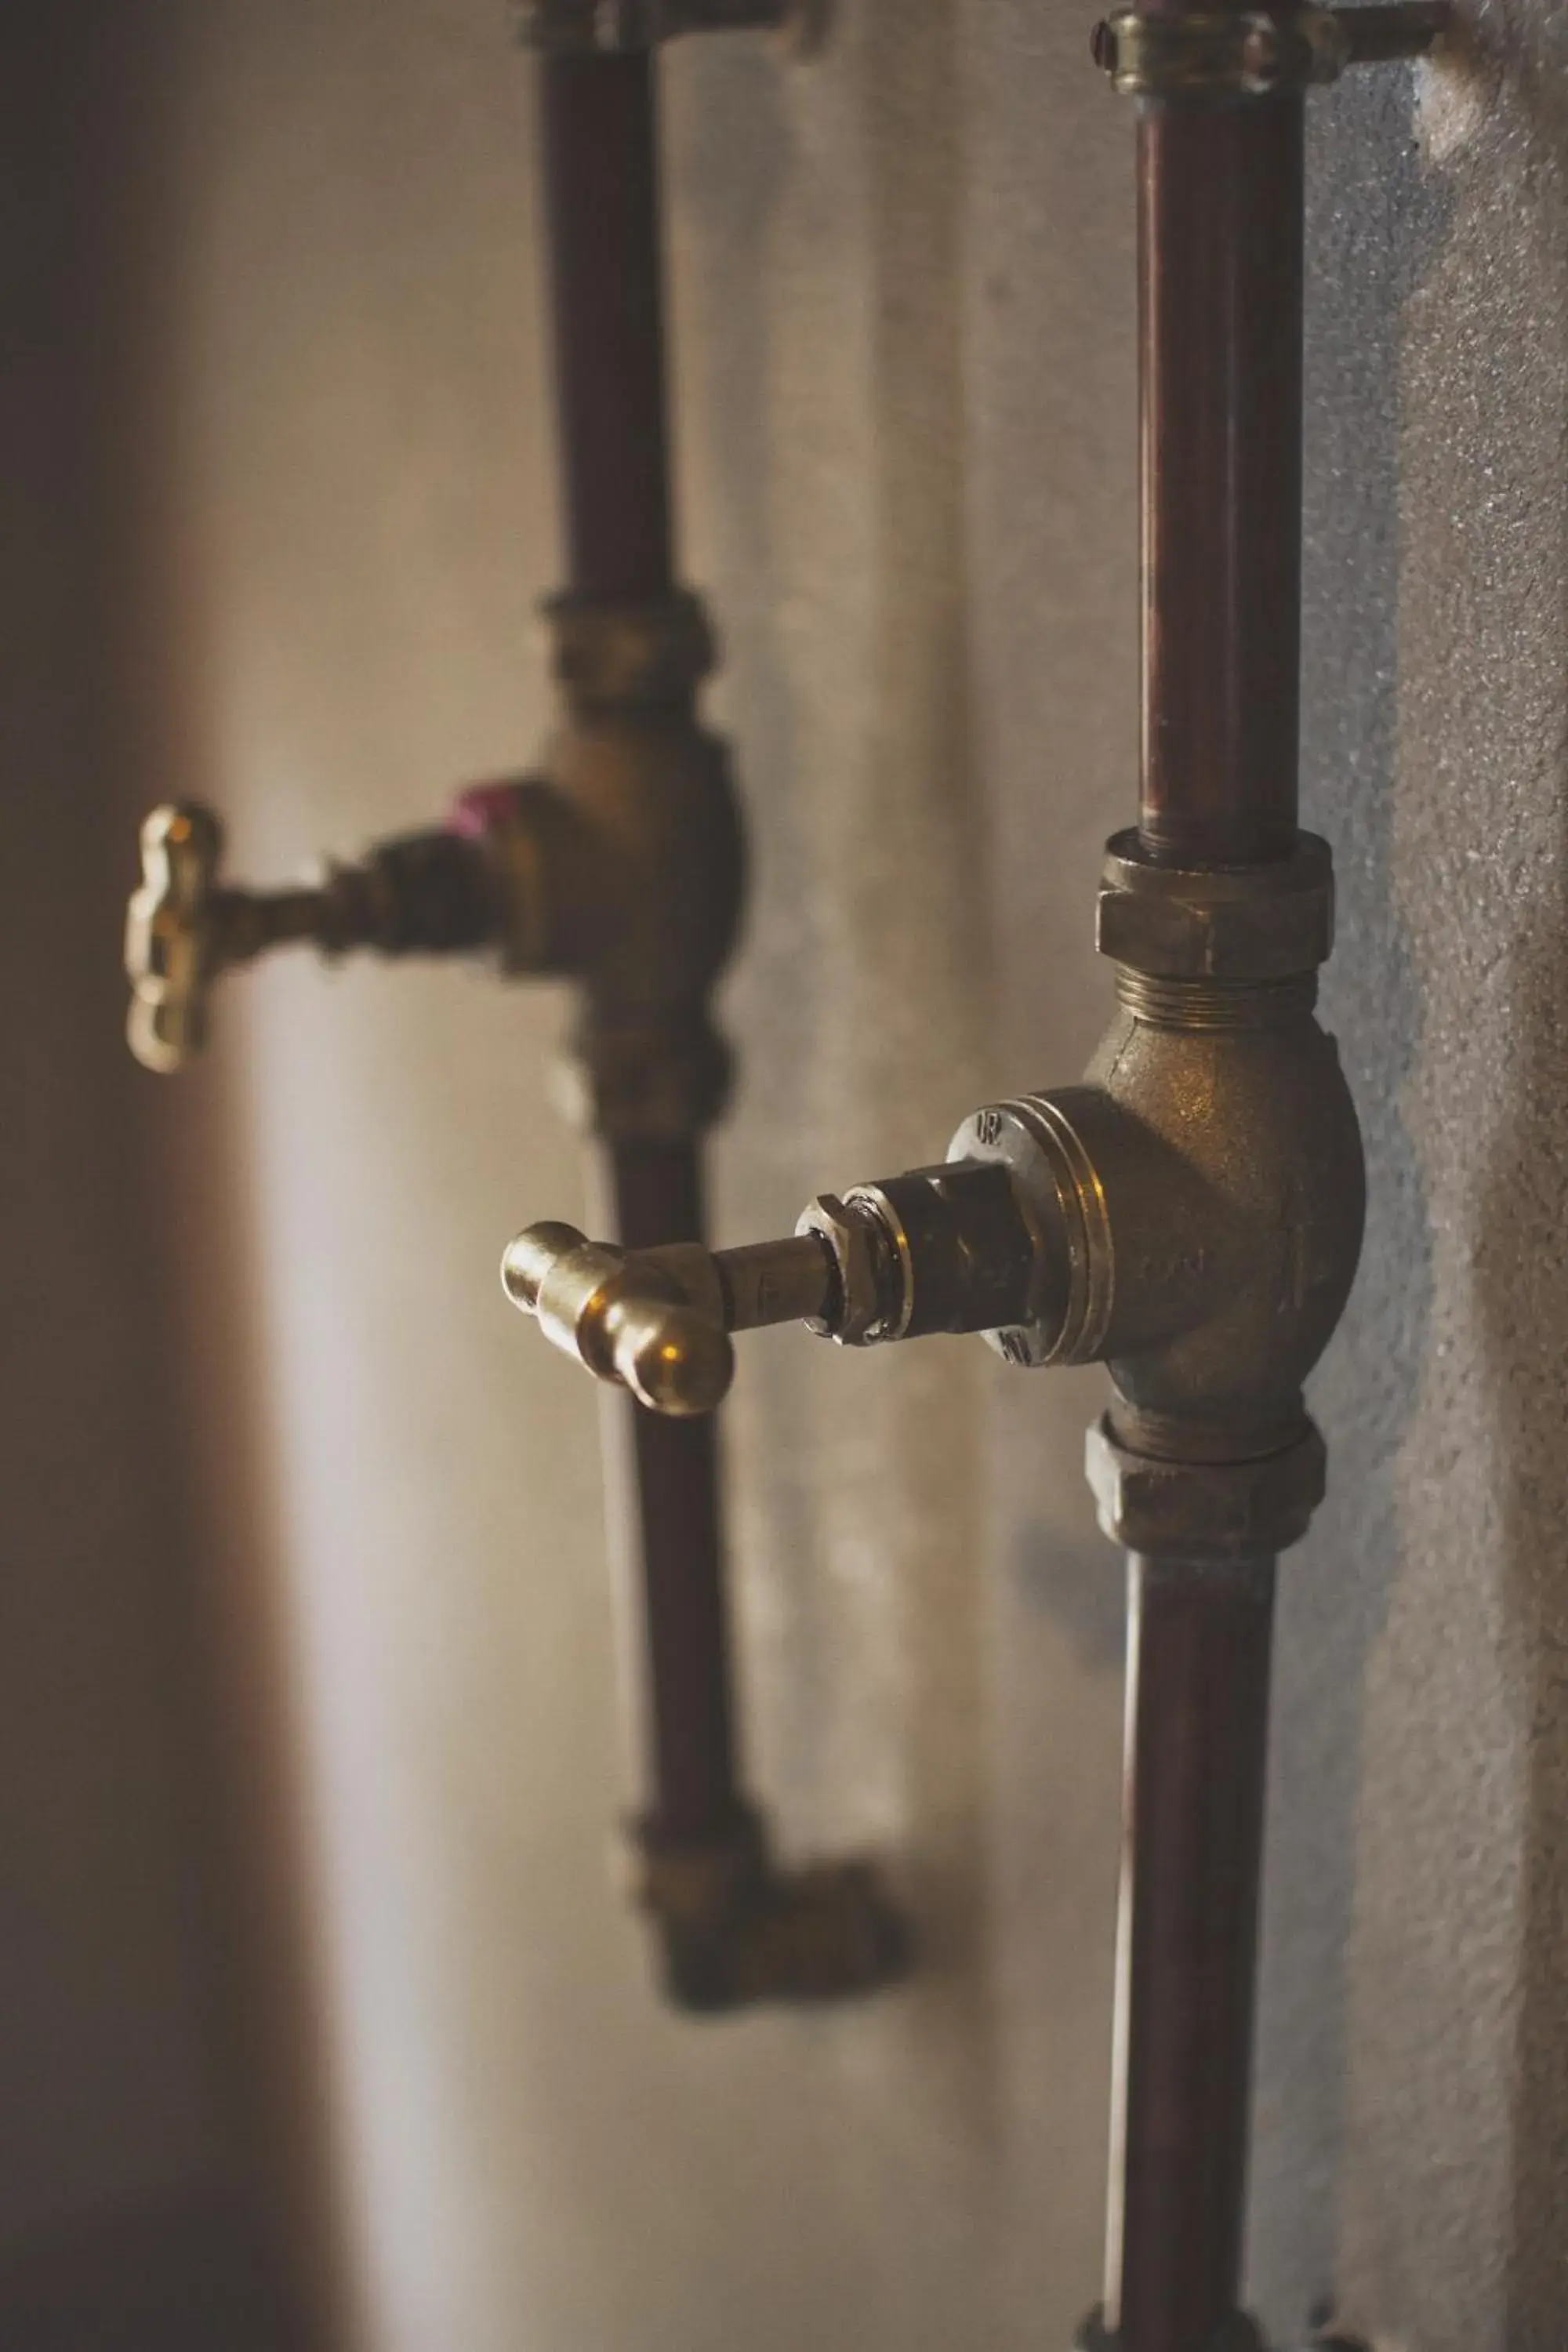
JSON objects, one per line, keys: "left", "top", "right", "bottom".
{"left": 674, "top": 0, "right": 1014, "bottom": 2327}
{"left": 0, "top": 2205, "right": 296, "bottom": 2352}
{"left": 677, "top": 0, "right": 991, "bottom": 2002}
{"left": 0, "top": 5, "right": 339, "bottom": 2346}
{"left": 665, "top": 13, "right": 827, "bottom": 1862}
{"left": 851, "top": 0, "right": 999, "bottom": 2108}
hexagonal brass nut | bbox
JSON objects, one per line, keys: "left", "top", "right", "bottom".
{"left": 1084, "top": 1414, "right": 1327, "bottom": 1559}
{"left": 796, "top": 1192, "right": 893, "bottom": 1345}
{"left": 1097, "top": 829, "right": 1334, "bottom": 982}
{"left": 543, "top": 588, "right": 716, "bottom": 708}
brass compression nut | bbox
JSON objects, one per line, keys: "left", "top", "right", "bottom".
{"left": 794, "top": 1192, "right": 901, "bottom": 1345}
{"left": 543, "top": 590, "right": 717, "bottom": 710}
{"left": 1084, "top": 1412, "right": 1328, "bottom": 1560}
{"left": 1091, "top": 5, "right": 1350, "bottom": 100}
{"left": 1097, "top": 829, "right": 1334, "bottom": 982}
{"left": 1092, "top": 3, "right": 1450, "bottom": 100}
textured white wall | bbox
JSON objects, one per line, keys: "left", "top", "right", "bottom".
{"left": 147, "top": 2, "right": 1568, "bottom": 2348}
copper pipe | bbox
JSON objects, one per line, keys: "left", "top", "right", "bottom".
{"left": 1115, "top": 3, "right": 1306, "bottom": 2340}
{"left": 1138, "top": 90, "right": 1304, "bottom": 866}
{"left": 539, "top": 61, "right": 748, "bottom": 1852}
{"left": 539, "top": 54, "right": 674, "bottom": 601}
{"left": 1105, "top": 1558, "right": 1276, "bottom": 2352}
{"left": 608, "top": 1142, "right": 748, "bottom": 1846}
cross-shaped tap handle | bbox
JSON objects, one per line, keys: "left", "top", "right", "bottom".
{"left": 500, "top": 1218, "right": 845, "bottom": 1416}
{"left": 500, "top": 1155, "right": 1036, "bottom": 1414}
{"left": 125, "top": 797, "right": 516, "bottom": 1076}
{"left": 125, "top": 801, "right": 350, "bottom": 1073}
{"left": 125, "top": 804, "right": 231, "bottom": 1074}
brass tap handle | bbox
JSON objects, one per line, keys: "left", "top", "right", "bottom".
{"left": 125, "top": 800, "right": 368, "bottom": 1075}
{"left": 125, "top": 804, "right": 232, "bottom": 1073}
{"left": 125, "top": 795, "right": 520, "bottom": 1076}
{"left": 501, "top": 1160, "right": 1040, "bottom": 1415}
{"left": 500, "top": 1221, "right": 836, "bottom": 1417}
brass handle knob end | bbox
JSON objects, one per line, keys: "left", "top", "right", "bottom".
{"left": 125, "top": 803, "right": 226, "bottom": 1074}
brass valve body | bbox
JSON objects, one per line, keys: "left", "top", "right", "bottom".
{"left": 950, "top": 977, "right": 1364, "bottom": 1449}
{"left": 502, "top": 833, "right": 1366, "bottom": 1555}
{"left": 533, "top": 683, "right": 742, "bottom": 1142}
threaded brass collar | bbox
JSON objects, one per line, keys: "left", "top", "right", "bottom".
{"left": 1098, "top": 829, "right": 1334, "bottom": 982}
{"left": 1113, "top": 968, "right": 1319, "bottom": 1029}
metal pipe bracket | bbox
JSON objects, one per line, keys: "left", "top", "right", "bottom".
{"left": 1091, "top": 2, "right": 1450, "bottom": 102}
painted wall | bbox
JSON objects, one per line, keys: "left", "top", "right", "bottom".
{"left": 20, "top": 0, "right": 1561, "bottom": 2347}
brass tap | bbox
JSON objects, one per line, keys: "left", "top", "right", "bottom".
{"left": 124, "top": 800, "right": 513, "bottom": 1074}
{"left": 123, "top": 593, "right": 744, "bottom": 1145}
{"left": 501, "top": 1224, "right": 745, "bottom": 1417}
{"left": 503, "top": 832, "right": 1367, "bottom": 1561}
{"left": 502, "top": 1162, "right": 1036, "bottom": 1414}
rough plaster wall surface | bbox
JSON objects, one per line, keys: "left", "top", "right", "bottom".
{"left": 1340, "top": 17, "right": 1568, "bottom": 2347}
{"left": 160, "top": 0, "right": 1567, "bottom": 2347}
{"left": 1255, "top": 18, "right": 1568, "bottom": 2350}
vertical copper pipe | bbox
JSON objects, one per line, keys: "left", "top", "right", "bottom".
{"left": 609, "top": 1143, "right": 746, "bottom": 1845}
{"left": 538, "top": 60, "right": 746, "bottom": 1847}
{"left": 1138, "top": 94, "right": 1304, "bottom": 865}
{"left": 1109, "top": 8, "right": 1306, "bottom": 2341}
{"left": 1105, "top": 1558, "right": 1276, "bottom": 2352}
{"left": 539, "top": 53, "right": 675, "bottom": 600}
